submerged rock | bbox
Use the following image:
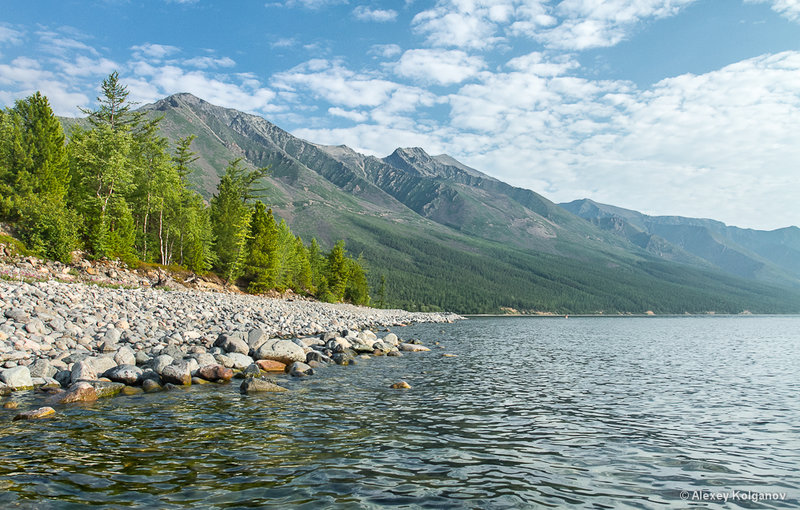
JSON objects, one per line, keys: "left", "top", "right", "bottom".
{"left": 13, "top": 406, "right": 56, "bottom": 421}
{"left": 57, "top": 382, "right": 98, "bottom": 403}
{"left": 390, "top": 381, "right": 411, "bottom": 389}
{"left": 288, "top": 362, "right": 314, "bottom": 377}
{"left": 240, "top": 377, "right": 287, "bottom": 394}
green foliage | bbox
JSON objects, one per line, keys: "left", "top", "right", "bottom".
{"left": 344, "top": 256, "right": 369, "bottom": 306}
{"left": 0, "top": 93, "right": 78, "bottom": 262}
{"left": 244, "top": 202, "right": 279, "bottom": 293}
{"left": 80, "top": 70, "right": 146, "bottom": 132}
{"left": 326, "top": 240, "right": 348, "bottom": 301}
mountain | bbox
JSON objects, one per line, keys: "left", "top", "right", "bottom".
{"left": 60, "top": 93, "right": 800, "bottom": 314}
{"left": 561, "top": 199, "right": 800, "bottom": 288}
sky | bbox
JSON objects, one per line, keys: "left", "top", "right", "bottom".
{"left": 1, "top": 0, "right": 799, "bottom": 230}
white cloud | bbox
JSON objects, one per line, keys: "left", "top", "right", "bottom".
{"left": 36, "top": 29, "right": 99, "bottom": 56}
{"left": 369, "top": 43, "right": 403, "bottom": 58}
{"left": 184, "top": 55, "right": 236, "bottom": 69}
{"left": 411, "top": 0, "right": 700, "bottom": 51}
{"left": 745, "top": 0, "right": 800, "bottom": 22}
{"left": 353, "top": 5, "right": 398, "bottom": 22}
{"left": 328, "top": 106, "right": 369, "bottom": 122}
{"left": 412, "top": 2, "right": 506, "bottom": 49}
{"left": 0, "top": 25, "right": 24, "bottom": 46}
{"left": 268, "top": 0, "right": 347, "bottom": 9}
{"left": 131, "top": 43, "right": 181, "bottom": 60}
{"left": 272, "top": 59, "right": 402, "bottom": 108}
{"left": 126, "top": 61, "right": 277, "bottom": 114}
{"left": 394, "top": 49, "right": 485, "bottom": 85}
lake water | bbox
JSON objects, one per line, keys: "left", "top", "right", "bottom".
{"left": 1, "top": 316, "right": 799, "bottom": 508}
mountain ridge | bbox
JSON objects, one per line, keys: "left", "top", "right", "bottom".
{"left": 58, "top": 92, "right": 800, "bottom": 313}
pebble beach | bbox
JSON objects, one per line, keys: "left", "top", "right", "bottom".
{"left": 0, "top": 255, "right": 461, "bottom": 418}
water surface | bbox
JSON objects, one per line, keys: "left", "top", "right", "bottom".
{"left": 1, "top": 316, "right": 798, "bottom": 508}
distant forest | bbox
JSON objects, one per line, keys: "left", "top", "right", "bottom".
{"left": 0, "top": 73, "right": 369, "bottom": 306}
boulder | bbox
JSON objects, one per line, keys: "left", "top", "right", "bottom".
{"left": 161, "top": 362, "right": 192, "bottom": 385}
{"left": 253, "top": 339, "right": 306, "bottom": 364}
{"left": 104, "top": 364, "right": 143, "bottom": 385}
{"left": 383, "top": 333, "right": 399, "bottom": 346}
{"left": 114, "top": 346, "right": 136, "bottom": 367}
{"left": 306, "top": 351, "right": 332, "bottom": 364}
{"left": 247, "top": 329, "right": 270, "bottom": 351}
{"left": 13, "top": 407, "right": 56, "bottom": 421}
{"left": 0, "top": 366, "right": 34, "bottom": 390}
{"left": 226, "top": 352, "right": 255, "bottom": 370}
{"left": 28, "top": 359, "right": 57, "bottom": 379}
{"left": 255, "top": 359, "right": 286, "bottom": 372}
{"left": 70, "top": 361, "right": 97, "bottom": 384}
{"left": 195, "top": 364, "right": 234, "bottom": 382}
{"left": 240, "top": 377, "right": 287, "bottom": 394}
{"left": 192, "top": 353, "right": 216, "bottom": 367}
{"left": 288, "top": 362, "right": 314, "bottom": 377}
{"left": 390, "top": 381, "right": 411, "bottom": 389}
{"left": 85, "top": 356, "right": 117, "bottom": 375}
{"left": 57, "top": 381, "right": 97, "bottom": 403}
{"left": 399, "top": 343, "right": 430, "bottom": 352}
{"left": 89, "top": 381, "right": 125, "bottom": 398}
{"left": 214, "top": 332, "right": 250, "bottom": 355}
{"left": 142, "top": 379, "right": 162, "bottom": 393}
{"left": 152, "top": 354, "right": 174, "bottom": 375}
{"left": 242, "top": 363, "right": 262, "bottom": 378}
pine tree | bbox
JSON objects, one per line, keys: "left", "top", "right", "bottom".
{"left": 344, "top": 255, "right": 369, "bottom": 306}
{"left": 81, "top": 71, "right": 146, "bottom": 132}
{"left": 210, "top": 159, "right": 269, "bottom": 283}
{"left": 326, "top": 240, "right": 348, "bottom": 302}
{"left": 0, "top": 93, "right": 79, "bottom": 261}
{"left": 244, "top": 202, "right": 279, "bottom": 293}
{"left": 377, "top": 274, "right": 387, "bottom": 309}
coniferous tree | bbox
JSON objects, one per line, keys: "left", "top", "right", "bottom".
{"left": 376, "top": 274, "right": 387, "bottom": 309}
{"left": 81, "top": 71, "right": 146, "bottom": 132}
{"left": 326, "top": 240, "right": 349, "bottom": 302}
{"left": 0, "top": 93, "right": 78, "bottom": 261}
{"left": 344, "top": 255, "right": 369, "bottom": 306}
{"left": 210, "top": 159, "right": 269, "bottom": 283}
{"left": 244, "top": 202, "right": 279, "bottom": 293}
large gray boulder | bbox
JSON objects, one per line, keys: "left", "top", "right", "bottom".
{"left": 70, "top": 360, "right": 97, "bottom": 384}
{"left": 214, "top": 332, "right": 250, "bottom": 355}
{"left": 152, "top": 354, "right": 174, "bottom": 375}
{"left": 0, "top": 366, "right": 34, "bottom": 390}
{"left": 114, "top": 346, "right": 136, "bottom": 367}
{"left": 226, "top": 352, "right": 255, "bottom": 370}
{"left": 85, "top": 356, "right": 117, "bottom": 375}
{"left": 161, "top": 362, "right": 192, "bottom": 386}
{"left": 253, "top": 339, "right": 306, "bottom": 364}
{"left": 247, "top": 329, "right": 270, "bottom": 351}
{"left": 29, "top": 358, "right": 57, "bottom": 379}
{"left": 104, "top": 365, "right": 143, "bottom": 385}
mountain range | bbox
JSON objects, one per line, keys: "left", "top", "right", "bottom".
{"left": 62, "top": 93, "right": 800, "bottom": 314}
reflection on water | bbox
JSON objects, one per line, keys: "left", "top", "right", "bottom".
{"left": 1, "top": 316, "right": 799, "bottom": 508}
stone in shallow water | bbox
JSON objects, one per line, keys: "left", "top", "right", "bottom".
{"left": 142, "top": 379, "right": 162, "bottom": 393}
{"left": 161, "top": 362, "right": 192, "bottom": 386}
{"left": 253, "top": 339, "right": 306, "bottom": 364}
{"left": 255, "top": 359, "right": 286, "bottom": 372}
{"left": 195, "top": 364, "right": 234, "bottom": 382}
{"left": 226, "top": 352, "right": 254, "bottom": 370}
{"left": 399, "top": 343, "right": 430, "bottom": 352}
{"left": 289, "top": 362, "right": 314, "bottom": 377}
{"left": 57, "top": 382, "right": 98, "bottom": 403}
{"left": 240, "top": 377, "right": 287, "bottom": 394}
{"left": 390, "top": 381, "right": 411, "bottom": 389}
{"left": 0, "top": 366, "right": 33, "bottom": 390}
{"left": 13, "top": 406, "right": 55, "bottom": 421}
{"left": 89, "top": 381, "right": 125, "bottom": 398}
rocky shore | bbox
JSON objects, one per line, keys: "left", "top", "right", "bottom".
{"left": 0, "top": 260, "right": 460, "bottom": 419}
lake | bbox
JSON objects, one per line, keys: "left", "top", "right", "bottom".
{"left": 1, "top": 316, "right": 798, "bottom": 508}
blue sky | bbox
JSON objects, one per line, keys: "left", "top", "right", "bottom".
{"left": 2, "top": 0, "right": 799, "bottom": 230}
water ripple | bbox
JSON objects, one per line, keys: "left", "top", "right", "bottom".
{"left": 1, "top": 316, "right": 799, "bottom": 508}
